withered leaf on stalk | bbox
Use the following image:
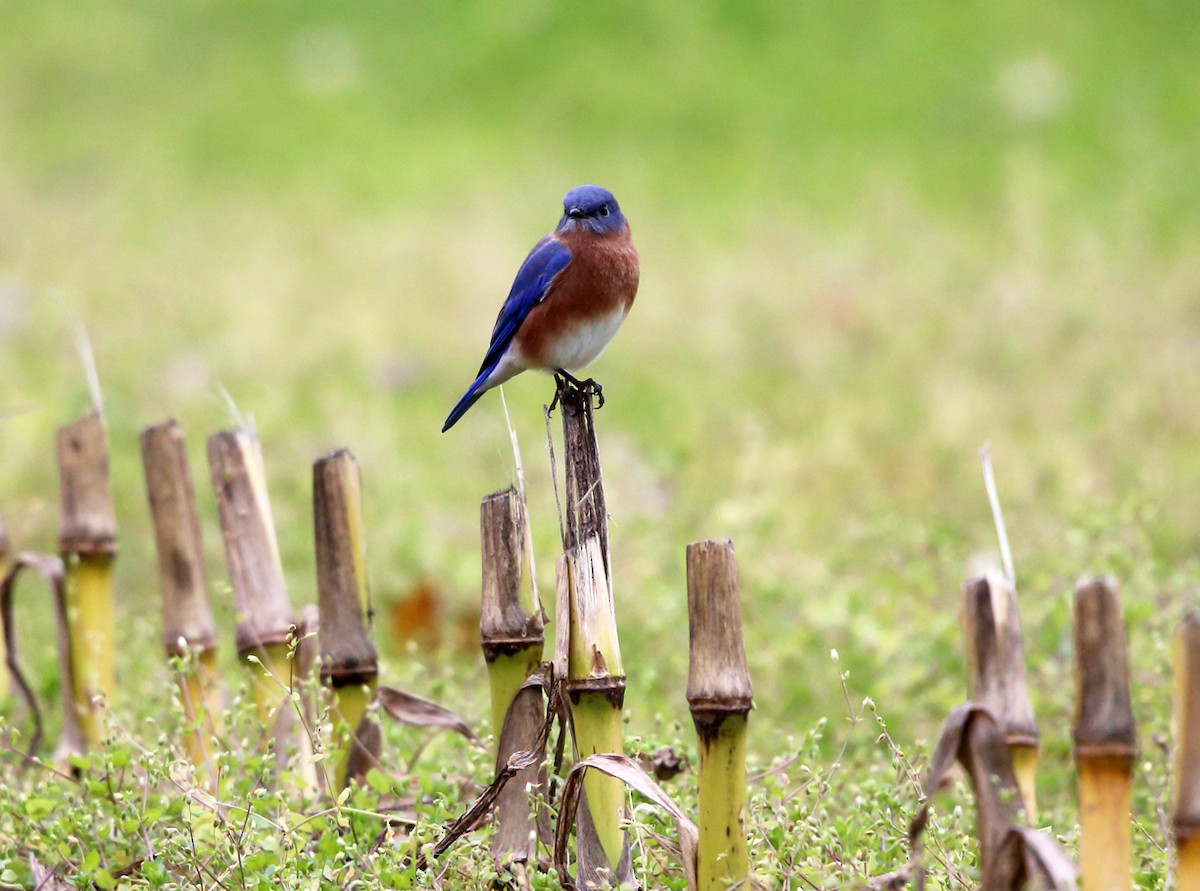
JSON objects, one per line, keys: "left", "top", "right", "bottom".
{"left": 554, "top": 752, "right": 698, "bottom": 891}
{"left": 908, "top": 704, "right": 1075, "bottom": 891}
{"left": 377, "top": 686, "right": 477, "bottom": 741}
{"left": 1, "top": 554, "right": 87, "bottom": 763}
{"left": 0, "top": 553, "right": 87, "bottom": 763}
{"left": 427, "top": 668, "right": 555, "bottom": 864}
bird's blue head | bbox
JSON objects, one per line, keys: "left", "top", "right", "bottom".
{"left": 557, "top": 185, "right": 626, "bottom": 236}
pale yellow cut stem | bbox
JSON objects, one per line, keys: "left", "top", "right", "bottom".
{"left": 332, "top": 680, "right": 377, "bottom": 790}
{"left": 487, "top": 648, "right": 544, "bottom": 746}
{"left": 1179, "top": 837, "right": 1200, "bottom": 891}
{"left": 571, "top": 695, "right": 626, "bottom": 868}
{"left": 66, "top": 553, "right": 115, "bottom": 747}
{"left": 246, "top": 641, "right": 292, "bottom": 729}
{"left": 1078, "top": 761, "right": 1132, "bottom": 891}
{"left": 1011, "top": 743, "right": 1039, "bottom": 823}
{"left": 179, "top": 648, "right": 222, "bottom": 785}
{"left": 698, "top": 715, "right": 749, "bottom": 891}
{"left": 0, "top": 553, "right": 8, "bottom": 701}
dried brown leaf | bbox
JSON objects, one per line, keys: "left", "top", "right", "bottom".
{"left": 376, "top": 686, "right": 476, "bottom": 742}
{"left": 1, "top": 553, "right": 86, "bottom": 762}
{"left": 554, "top": 753, "right": 697, "bottom": 891}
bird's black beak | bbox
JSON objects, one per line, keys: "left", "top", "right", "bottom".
{"left": 567, "top": 206, "right": 586, "bottom": 220}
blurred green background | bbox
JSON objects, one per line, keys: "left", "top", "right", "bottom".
{"left": 2, "top": 1, "right": 1199, "bottom": 756}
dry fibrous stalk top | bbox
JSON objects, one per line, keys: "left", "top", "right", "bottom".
{"left": 1173, "top": 613, "right": 1200, "bottom": 839}
{"left": 962, "top": 575, "right": 1038, "bottom": 746}
{"left": 207, "top": 428, "right": 294, "bottom": 654}
{"left": 57, "top": 410, "right": 118, "bottom": 555}
{"left": 563, "top": 535, "right": 623, "bottom": 689}
{"left": 141, "top": 419, "right": 217, "bottom": 654}
{"left": 480, "top": 487, "right": 542, "bottom": 657}
{"left": 557, "top": 385, "right": 609, "bottom": 571}
{"left": 686, "top": 539, "right": 753, "bottom": 731}
{"left": 313, "top": 449, "right": 377, "bottom": 687}
{"left": 0, "top": 510, "right": 9, "bottom": 558}
{"left": 1073, "top": 577, "right": 1136, "bottom": 761}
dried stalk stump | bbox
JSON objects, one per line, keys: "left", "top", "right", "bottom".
{"left": 552, "top": 381, "right": 630, "bottom": 883}
{"left": 57, "top": 409, "right": 118, "bottom": 747}
{"left": 208, "top": 428, "right": 294, "bottom": 710}
{"left": 1073, "top": 577, "right": 1135, "bottom": 891}
{"left": 479, "top": 486, "right": 547, "bottom": 867}
{"left": 0, "top": 511, "right": 8, "bottom": 701}
{"left": 961, "top": 574, "right": 1040, "bottom": 820}
{"left": 686, "top": 539, "right": 752, "bottom": 891}
{"left": 141, "top": 420, "right": 222, "bottom": 779}
{"left": 1173, "top": 613, "right": 1200, "bottom": 890}
{"left": 313, "top": 449, "right": 379, "bottom": 791}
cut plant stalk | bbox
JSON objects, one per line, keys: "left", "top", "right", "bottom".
{"left": 1172, "top": 613, "right": 1200, "bottom": 890}
{"left": 961, "top": 574, "right": 1040, "bottom": 820}
{"left": 479, "top": 486, "right": 546, "bottom": 867}
{"left": 141, "top": 420, "right": 223, "bottom": 781}
{"left": 1073, "top": 577, "right": 1136, "bottom": 891}
{"left": 313, "top": 449, "right": 378, "bottom": 791}
{"left": 553, "top": 381, "right": 630, "bottom": 883}
{"left": 0, "top": 511, "right": 9, "bottom": 701}
{"left": 561, "top": 535, "right": 628, "bottom": 882}
{"left": 208, "top": 427, "right": 314, "bottom": 785}
{"left": 57, "top": 409, "right": 118, "bottom": 748}
{"left": 686, "top": 539, "right": 752, "bottom": 891}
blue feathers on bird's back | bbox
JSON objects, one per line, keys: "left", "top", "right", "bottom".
{"left": 441, "top": 236, "right": 573, "bottom": 432}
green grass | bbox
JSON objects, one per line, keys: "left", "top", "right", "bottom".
{"left": 2, "top": 1, "right": 1199, "bottom": 886}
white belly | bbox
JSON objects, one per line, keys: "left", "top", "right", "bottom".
{"left": 540, "top": 307, "right": 628, "bottom": 371}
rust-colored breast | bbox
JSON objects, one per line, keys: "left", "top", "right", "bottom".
{"left": 514, "top": 223, "right": 639, "bottom": 368}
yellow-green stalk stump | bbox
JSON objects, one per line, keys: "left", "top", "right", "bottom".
{"left": 961, "top": 574, "right": 1040, "bottom": 821}
{"left": 553, "top": 381, "right": 631, "bottom": 885}
{"left": 57, "top": 410, "right": 118, "bottom": 748}
{"left": 0, "top": 512, "right": 9, "bottom": 701}
{"left": 687, "top": 539, "right": 753, "bottom": 891}
{"left": 313, "top": 450, "right": 379, "bottom": 792}
{"left": 209, "top": 427, "right": 315, "bottom": 787}
{"left": 141, "top": 420, "right": 223, "bottom": 783}
{"left": 1073, "top": 577, "right": 1136, "bottom": 891}
{"left": 479, "top": 486, "right": 546, "bottom": 867}
{"left": 561, "top": 537, "right": 628, "bottom": 881}
{"left": 1172, "top": 614, "right": 1200, "bottom": 890}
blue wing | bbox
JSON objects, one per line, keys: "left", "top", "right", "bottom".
{"left": 442, "top": 236, "right": 572, "bottom": 432}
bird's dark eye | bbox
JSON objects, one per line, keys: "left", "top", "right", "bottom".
{"left": 598, "top": 205, "right": 610, "bottom": 218}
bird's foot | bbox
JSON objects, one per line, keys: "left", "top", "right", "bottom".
{"left": 550, "top": 369, "right": 604, "bottom": 413}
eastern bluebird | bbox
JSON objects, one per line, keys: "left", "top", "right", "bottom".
{"left": 441, "top": 185, "right": 640, "bottom": 432}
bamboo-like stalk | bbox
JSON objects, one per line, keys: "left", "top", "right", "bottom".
{"left": 961, "top": 574, "right": 1040, "bottom": 820}
{"left": 1073, "top": 577, "right": 1136, "bottom": 891}
{"left": 57, "top": 410, "right": 118, "bottom": 748}
{"left": 554, "top": 382, "right": 629, "bottom": 881}
{"left": 686, "top": 539, "right": 753, "bottom": 891}
{"left": 481, "top": 487, "right": 544, "bottom": 739}
{"left": 562, "top": 535, "right": 627, "bottom": 875}
{"left": 141, "top": 420, "right": 223, "bottom": 781}
{"left": 479, "top": 486, "right": 546, "bottom": 867}
{"left": 313, "top": 449, "right": 378, "bottom": 791}
{"left": 1172, "top": 613, "right": 1200, "bottom": 890}
{"left": 207, "top": 427, "right": 313, "bottom": 784}
{"left": 0, "top": 512, "right": 9, "bottom": 701}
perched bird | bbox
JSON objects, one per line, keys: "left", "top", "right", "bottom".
{"left": 442, "top": 185, "right": 639, "bottom": 432}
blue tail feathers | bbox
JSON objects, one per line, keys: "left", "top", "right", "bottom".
{"left": 441, "top": 372, "right": 490, "bottom": 432}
